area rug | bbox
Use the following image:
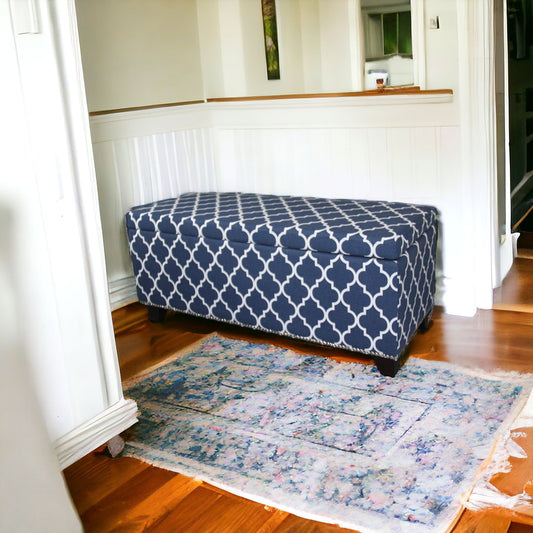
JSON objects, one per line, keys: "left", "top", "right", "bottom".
{"left": 122, "top": 334, "right": 533, "bottom": 533}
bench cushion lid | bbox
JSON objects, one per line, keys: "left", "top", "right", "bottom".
{"left": 126, "top": 192, "right": 437, "bottom": 260}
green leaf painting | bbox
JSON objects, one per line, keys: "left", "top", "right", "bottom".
{"left": 261, "top": 0, "right": 280, "bottom": 80}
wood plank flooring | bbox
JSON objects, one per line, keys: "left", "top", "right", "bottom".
{"left": 64, "top": 258, "right": 533, "bottom": 532}
{"left": 494, "top": 257, "right": 533, "bottom": 313}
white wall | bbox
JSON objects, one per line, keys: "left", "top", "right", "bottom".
{"left": 78, "top": 0, "right": 506, "bottom": 317}
{"left": 318, "top": 0, "right": 360, "bottom": 92}
{"left": 197, "top": 0, "right": 364, "bottom": 97}
{"left": 299, "top": 0, "right": 323, "bottom": 92}
{"left": 1, "top": 8, "right": 82, "bottom": 527}
{"left": 76, "top": 0, "right": 462, "bottom": 110}
{"left": 88, "top": 93, "right": 487, "bottom": 316}
{"left": 1, "top": 0, "right": 137, "bottom": 471}
{"left": 76, "top": 0, "right": 204, "bottom": 112}
{"left": 197, "top": 0, "right": 310, "bottom": 98}
{"left": 423, "top": 0, "right": 460, "bottom": 93}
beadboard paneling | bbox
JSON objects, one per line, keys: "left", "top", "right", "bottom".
{"left": 90, "top": 98, "right": 476, "bottom": 314}
{"left": 215, "top": 126, "right": 442, "bottom": 204}
{"left": 92, "top": 123, "right": 217, "bottom": 307}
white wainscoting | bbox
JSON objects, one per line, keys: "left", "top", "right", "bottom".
{"left": 90, "top": 94, "right": 480, "bottom": 316}
{"left": 91, "top": 106, "right": 217, "bottom": 307}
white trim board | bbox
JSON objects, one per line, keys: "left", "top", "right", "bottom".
{"left": 55, "top": 398, "right": 138, "bottom": 470}
{"left": 109, "top": 276, "right": 138, "bottom": 311}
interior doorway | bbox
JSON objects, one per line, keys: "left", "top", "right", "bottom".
{"left": 508, "top": 0, "right": 533, "bottom": 255}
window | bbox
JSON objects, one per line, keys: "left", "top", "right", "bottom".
{"left": 361, "top": 0, "right": 416, "bottom": 89}
{"left": 365, "top": 10, "right": 412, "bottom": 60}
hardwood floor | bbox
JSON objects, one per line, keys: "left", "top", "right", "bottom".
{"left": 64, "top": 259, "right": 533, "bottom": 532}
{"left": 494, "top": 257, "right": 533, "bottom": 313}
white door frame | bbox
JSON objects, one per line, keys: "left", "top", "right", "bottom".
{"left": 7, "top": 0, "right": 137, "bottom": 468}
{"left": 499, "top": 0, "right": 514, "bottom": 282}
{"left": 456, "top": 0, "right": 507, "bottom": 310}
{"left": 51, "top": 0, "right": 138, "bottom": 467}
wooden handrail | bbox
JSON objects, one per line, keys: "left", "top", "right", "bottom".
{"left": 88, "top": 88, "right": 453, "bottom": 117}
{"left": 89, "top": 100, "right": 205, "bottom": 117}
{"left": 207, "top": 87, "right": 452, "bottom": 103}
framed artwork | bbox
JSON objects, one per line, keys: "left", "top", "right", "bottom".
{"left": 261, "top": 0, "right": 280, "bottom": 79}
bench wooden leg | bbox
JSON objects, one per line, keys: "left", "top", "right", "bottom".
{"left": 373, "top": 356, "right": 401, "bottom": 377}
{"left": 373, "top": 347, "right": 408, "bottom": 377}
{"left": 147, "top": 305, "right": 167, "bottom": 323}
{"left": 419, "top": 311, "right": 432, "bottom": 333}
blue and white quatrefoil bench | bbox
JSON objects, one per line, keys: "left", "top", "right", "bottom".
{"left": 126, "top": 192, "right": 438, "bottom": 376}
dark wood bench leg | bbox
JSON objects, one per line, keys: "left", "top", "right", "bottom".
{"left": 418, "top": 310, "right": 432, "bottom": 333}
{"left": 373, "top": 347, "right": 408, "bottom": 377}
{"left": 147, "top": 305, "right": 167, "bottom": 323}
{"left": 373, "top": 356, "right": 401, "bottom": 377}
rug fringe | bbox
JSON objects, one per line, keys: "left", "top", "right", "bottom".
{"left": 410, "top": 359, "right": 533, "bottom": 383}
{"left": 507, "top": 436, "right": 527, "bottom": 459}
{"left": 464, "top": 437, "right": 532, "bottom": 514}
{"left": 465, "top": 387, "right": 533, "bottom": 512}
{"left": 466, "top": 484, "right": 532, "bottom": 512}
{"left": 122, "top": 445, "right": 388, "bottom": 533}
{"left": 122, "top": 444, "right": 452, "bottom": 533}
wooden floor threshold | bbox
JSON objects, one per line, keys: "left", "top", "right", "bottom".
{"left": 492, "top": 302, "right": 533, "bottom": 314}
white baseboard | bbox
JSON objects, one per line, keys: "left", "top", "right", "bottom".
{"left": 109, "top": 276, "right": 138, "bottom": 311}
{"left": 55, "top": 398, "right": 138, "bottom": 469}
{"left": 439, "top": 277, "right": 477, "bottom": 317}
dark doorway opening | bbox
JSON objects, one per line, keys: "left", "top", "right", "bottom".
{"left": 508, "top": 0, "right": 533, "bottom": 252}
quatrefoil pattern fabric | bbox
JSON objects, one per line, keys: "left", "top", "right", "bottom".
{"left": 126, "top": 192, "right": 438, "bottom": 361}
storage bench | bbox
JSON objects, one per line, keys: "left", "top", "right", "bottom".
{"left": 125, "top": 192, "right": 438, "bottom": 376}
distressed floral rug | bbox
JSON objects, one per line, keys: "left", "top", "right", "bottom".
{"left": 123, "top": 334, "right": 533, "bottom": 533}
